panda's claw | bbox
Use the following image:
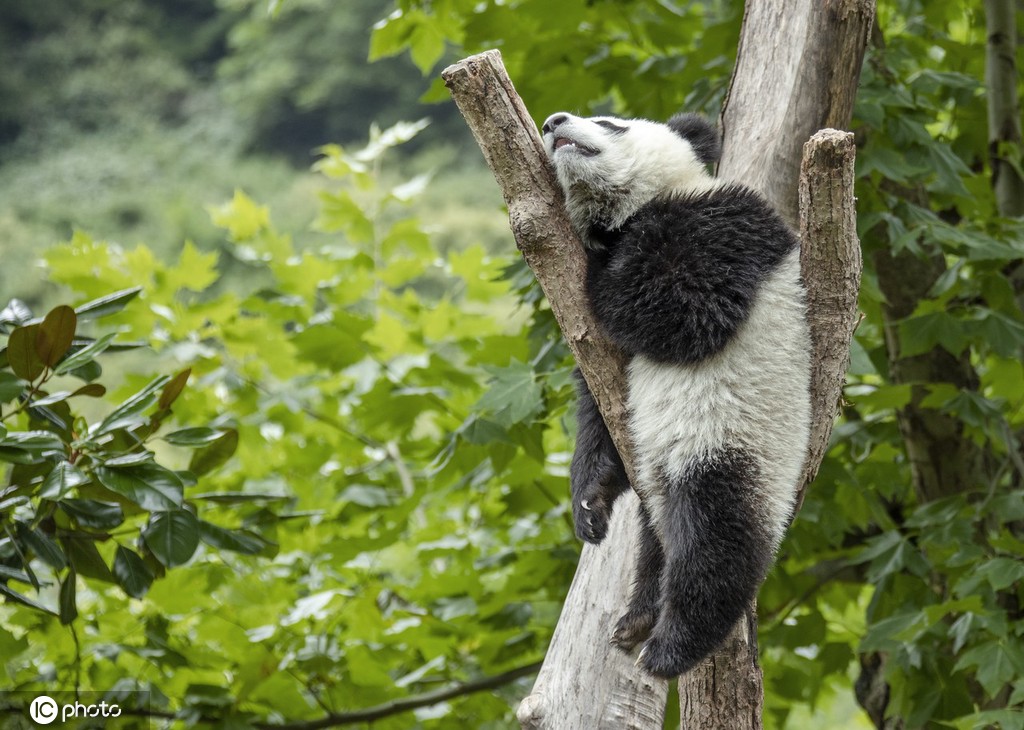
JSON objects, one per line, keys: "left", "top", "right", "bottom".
{"left": 581, "top": 500, "right": 591, "bottom": 511}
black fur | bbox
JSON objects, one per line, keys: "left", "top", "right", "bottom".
{"left": 666, "top": 113, "right": 721, "bottom": 166}
{"left": 569, "top": 368, "right": 629, "bottom": 544}
{"left": 637, "top": 450, "right": 774, "bottom": 677}
{"left": 586, "top": 185, "right": 797, "bottom": 365}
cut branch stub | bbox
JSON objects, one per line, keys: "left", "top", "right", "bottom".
{"left": 797, "top": 129, "right": 862, "bottom": 507}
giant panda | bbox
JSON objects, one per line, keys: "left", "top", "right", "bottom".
{"left": 541, "top": 111, "right": 811, "bottom": 678}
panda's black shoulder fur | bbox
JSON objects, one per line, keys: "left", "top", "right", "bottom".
{"left": 585, "top": 184, "right": 798, "bottom": 364}
{"left": 666, "top": 113, "right": 721, "bottom": 167}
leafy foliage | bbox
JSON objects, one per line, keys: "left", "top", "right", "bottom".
{"left": 0, "top": 290, "right": 267, "bottom": 628}
{"left": 382, "top": 1, "right": 1024, "bottom": 728}
{"left": 1, "top": 121, "right": 576, "bottom": 726}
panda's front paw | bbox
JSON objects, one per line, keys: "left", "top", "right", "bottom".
{"left": 610, "top": 608, "right": 656, "bottom": 650}
{"left": 572, "top": 490, "right": 612, "bottom": 544}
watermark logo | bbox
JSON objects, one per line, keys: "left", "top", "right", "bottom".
{"left": 29, "top": 695, "right": 59, "bottom": 725}
{"left": 0, "top": 691, "right": 146, "bottom": 727}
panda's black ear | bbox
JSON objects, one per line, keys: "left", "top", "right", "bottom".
{"left": 667, "top": 113, "right": 721, "bottom": 167}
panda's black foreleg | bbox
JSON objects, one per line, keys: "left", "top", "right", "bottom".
{"left": 610, "top": 502, "right": 663, "bottom": 650}
{"left": 637, "top": 450, "right": 775, "bottom": 679}
{"left": 570, "top": 368, "right": 629, "bottom": 544}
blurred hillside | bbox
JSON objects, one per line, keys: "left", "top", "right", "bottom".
{"left": 0, "top": 0, "right": 505, "bottom": 304}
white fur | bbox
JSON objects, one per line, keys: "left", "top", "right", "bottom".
{"left": 627, "top": 249, "right": 811, "bottom": 545}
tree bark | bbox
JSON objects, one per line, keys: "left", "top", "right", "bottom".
{"left": 719, "top": 0, "right": 876, "bottom": 225}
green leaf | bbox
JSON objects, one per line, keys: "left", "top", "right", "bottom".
{"left": 198, "top": 520, "right": 265, "bottom": 555}
{"left": 101, "top": 451, "right": 155, "bottom": 468}
{"left": 39, "top": 461, "right": 90, "bottom": 500}
{"left": 954, "top": 641, "right": 1022, "bottom": 695}
{"left": 94, "top": 464, "right": 184, "bottom": 511}
{"left": 474, "top": 360, "right": 544, "bottom": 428}
{"left": 143, "top": 509, "right": 200, "bottom": 568}
{"left": 188, "top": 428, "right": 239, "bottom": 476}
{"left": 59, "top": 570, "right": 77, "bottom": 625}
{"left": 163, "top": 427, "right": 228, "bottom": 447}
{"left": 112, "top": 545, "right": 154, "bottom": 599}
{"left": 978, "top": 310, "right": 1024, "bottom": 358}
{"left": 191, "top": 491, "right": 289, "bottom": 504}
{"left": 0, "top": 582, "right": 57, "bottom": 615}
{"left": 59, "top": 499, "right": 124, "bottom": 530}
{"left": 36, "top": 305, "right": 77, "bottom": 368}
{"left": 72, "top": 383, "right": 107, "bottom": 398}
{"left": 0, "top": 372, "right": 26, "bottom": 403}
{"left": 92, "top": 375, "right": 170, "bottom": 435}
{"left": 899, "top": 312, "right": 967, "bottom": 357}
{"left": 53, "top": 333, "right": 117, "bottom": 376}
{"left": 16, "top": 523, "right": 66, "bottom": 570}
{"left": 158, "top": 367, "right": 191, "bottom": 410}
{"left": 7, "top": 324, "right": 45, "bottom": 381}
{"left": 64, "top": 538, "right": 114, "bottom": 582}
{"left": 74, "top": 287, "right": 143, "bottom": 320}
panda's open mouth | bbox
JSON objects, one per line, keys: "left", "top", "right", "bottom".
{"left": 553, "top": 136, "right": 598, "bottom": 157}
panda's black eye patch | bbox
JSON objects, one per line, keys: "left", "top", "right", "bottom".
{"left": 595, "top": 120, "right": 628, "bottom": 135}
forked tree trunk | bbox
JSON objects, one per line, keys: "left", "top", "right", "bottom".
{"left": 442, "top": 1, "right": 871, "bottom": 725}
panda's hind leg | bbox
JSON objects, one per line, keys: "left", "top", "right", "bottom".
{"left": 610, "top": 502, "right": 664, "bottom": 650}
{"left": 637, "top": 450, "right": 777, "bottom": 679}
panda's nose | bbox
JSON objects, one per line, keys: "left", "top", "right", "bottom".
{"left": 542, "top": 114, "right": 570, "bottom": 136}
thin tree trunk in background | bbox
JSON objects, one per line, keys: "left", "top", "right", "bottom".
{"left": 985, "top": 0, "right": 1024, "bottom": 217}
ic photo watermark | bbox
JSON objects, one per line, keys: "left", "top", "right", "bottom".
{"left": 1, "top": 691, "right": 150, "bottom": 729}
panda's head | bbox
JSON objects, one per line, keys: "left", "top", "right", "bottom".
{"left": 541, "top": 111, "right": 721, "bottom": 241}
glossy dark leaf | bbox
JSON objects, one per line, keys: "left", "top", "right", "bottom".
{"left": 36, "top": 305, "right": 77, "bottom": 368}
{"left": 7, "top": 324, "right": 44, "bottom": 381}
{"left": 39, "top": 461, "right": 90, "bottom": 500}
{"left": 53, "top": 333, "right": 117, "bottom": 376}
{"left": 59, "top": 570, "right": 78, "bottom": 625}
{"left": 63, "top": 538, "right": 114, "bottom": 582}
{"left": 58, "top": 499, "right": 124, "bottom": 530}
{"left": 158, "top": 368, "right": 191, "bottom": 410}
{"left": 16, "top": 523, "right": 66, "bottom": 571}
{"left": 198, "top": 520, "right": 265, "bottom": 555}
{"left": 112, "top": 545, "right": 154, "bottom": 599}
{"left": 163, "top": 427, "right": 227, "bottom": 447}
{"left": 94, "top": 464, "right": 183, "bottom": 511}
{"left": 143, "top": 510, "right": 200, "bottom": 568}
{"left": 0, "top": 583, "right": 57, "bottom": 615}
{"left": 74, "top": 287, "right": 143, "bottom": 320}
{"left": 93, "top": 375, "right": 170, "bottom": 435}
{"left": 188, "top": 429, "right": 239, "bottom": 476}
{"left": 0, "top": 372, "right": 26, "bottom": 403}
